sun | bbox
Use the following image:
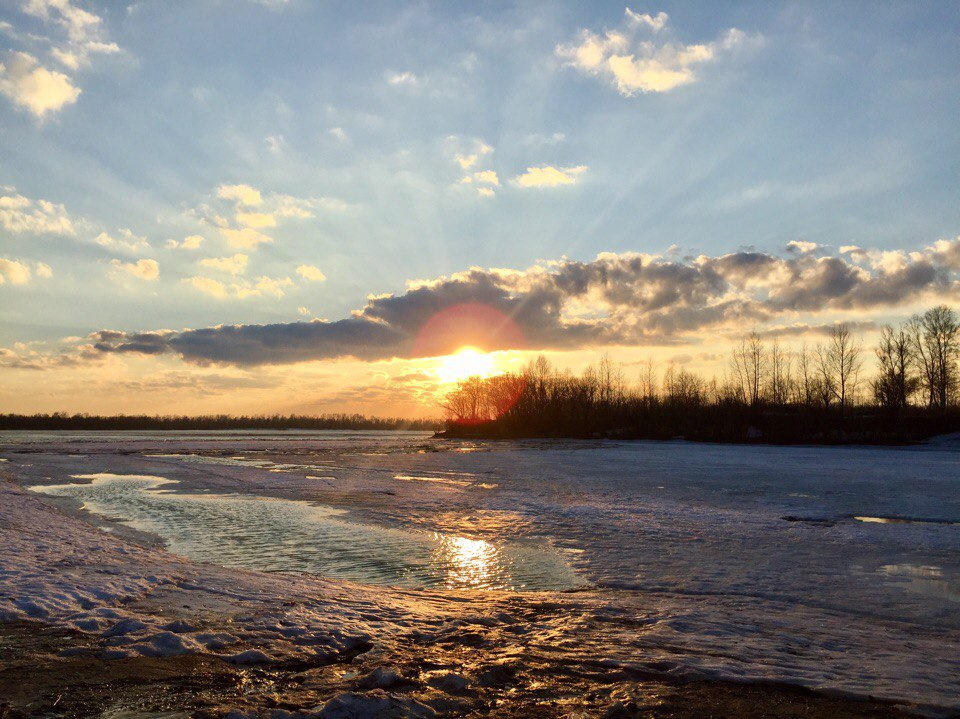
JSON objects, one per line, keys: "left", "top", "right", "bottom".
{"left": 435, "top": 346, "right": 497, "bottom": 384}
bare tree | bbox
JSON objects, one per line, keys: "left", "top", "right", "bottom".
{"left": 819, "top": 323, "right": 863, "bottom": 414}
{"left": 768, "top": 338, "right": 793, "bottom": 405}
{"left": 730, "top": 332, "right": 766, "bottom": 407}
{"left": 908, "top": 306, "right": 960, "bottom": 410}
{"left": 638, "top": 357, "right": 658, "bottom": 404}
{"left": 796, "top": 342, "right": 815, "bottom": 406}
{"left": 873, "top": 323, "right": 915, "bottom": 413}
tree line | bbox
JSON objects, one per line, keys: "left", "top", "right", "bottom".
{"left": 439, "top": 305, "right": 960, "bottom": 443}
{"left": 0, "top": 413, "right": 441, "bottom": 432}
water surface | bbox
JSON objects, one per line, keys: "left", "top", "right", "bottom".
{"left": 32, "top": 473, "right": 578, "bottom": 592}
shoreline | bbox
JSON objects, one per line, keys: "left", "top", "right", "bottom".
{"left": 0, "top": 620, "right": 922, "bottom": 719}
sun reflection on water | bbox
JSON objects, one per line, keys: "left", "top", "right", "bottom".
{"left": 436, "top": 534, "right": 500, "bottom": 589}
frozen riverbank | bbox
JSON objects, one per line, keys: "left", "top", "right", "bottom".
{"left": 1, "top": 431, "right": 959, "bottom": 716}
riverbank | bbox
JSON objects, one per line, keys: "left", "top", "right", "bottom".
{"left": 0, "top": 620, "right": 919, "bottom": 719}
{"left": 436, "top": 412, "right": 960, "bottom": 445}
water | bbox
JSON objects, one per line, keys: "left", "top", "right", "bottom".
{"left": 31, "top": 473, "right": 578, "bottom": 591}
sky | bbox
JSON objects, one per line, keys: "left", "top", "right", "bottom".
{"left": 0, "top": 0, "right": 959, "bottom": 416}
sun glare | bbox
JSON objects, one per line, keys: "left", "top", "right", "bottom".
{"left": 435, "top": 346, "right": 497, "bottom": 384}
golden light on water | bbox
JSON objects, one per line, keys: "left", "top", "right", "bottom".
{"left": 438, "top": 534, "right": 498, "bottom": 588}
{"left": 434, "top": 346, "right": 498, "bottom": 384}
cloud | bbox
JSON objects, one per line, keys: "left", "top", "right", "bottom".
{"left": 0, "top": 187, "right": 75, "bottom": 234}
{"left": 110, "top": 258, "right": 159, "bottom": 281}
{"left": 95, "top": 228, "right": 149, "bottom": 253}
{"left": 386, "top": 70, "right": 420, "bottom": 86}
{"left": 0, "top": 1, "right": 119, "bottom": 116}
{"left": 477, "top": 187, "right": 495, "bottom": 198}
{"left": 556, "top": 9, "right": 752, "bottom": 95}
{"left": 186, "top": 274, "right": 293, "bottom": 299}
{"left": 234, "top": 276, "right": 293, "bottom": 299}
{"left": 512, "top": 165, "right": 587, "bottom": 188}
{"left": 186, "top": 276, "right": 227, "bottom": 298}
{"left": 0, "top": 51, "right": 80, "bottom": 117}
{"left": 217, "top": 184, "right": 262, "bottom": 207}
{"left": 218, "top": 227, "right": 273, "bottom": 249}
{"left": 199, "top": 184, "right": 342, "bottom": 249}
{"left": 296, "top": 265, "right": 326, "bottom": 282}
{"left": 329, "top": 126, "right": 348, "bottom": 142}
{"left": 472, "top": 170, "right": 500, "bottom": 186}
{"left": 234, "top": 212, "right": 276, "bottom": 228}
{"left": 297, "top": 306, "right": 310, "bottom": 316}
{"left": 624, "top": 9, "right": 668, "bottom": 32}
{"left": 0, "top": 258, "right": 52, "bottom": 286}
{"left": 786, "top": 240, "right": 818, "bottom": 254}
{"left": 264, "top": 134, "right": 286, "bottom": 154}
{"left": 165, "top": 235, "right": 204, "bottom": 250}
{"left": 86, "top": 236, "right": 960, "bottom": 367}
{"left": 199, "top": 253, "right": 248, "bottom": 275}
{"left": 0, "top": 258, "right": 32, "bottom": 285}
{"left": 23, "top": 0, "right": 120, "bottom": 69}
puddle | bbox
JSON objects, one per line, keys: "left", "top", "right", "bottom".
{"left": 854, "top": 516, "right": 960, "bottom": 526}
{"left": 30, "top": 474, "right": 578, "bottom": 592}
{"left": 878, "top": 564, "right": 960, "bottom": 602}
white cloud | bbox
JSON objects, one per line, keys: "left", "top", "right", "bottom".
{"left": 472, "top": 170, "right": 500, "bottom": 186}
{"left": 110, "top": 258, "right": 159, "bottom": 281}
{"left": 386, "top": 70, "right": 420, "bottom": 86}
{"left": 200, "top": 253, "right": 248, "bottom": 275}
{"left": 0, "top": 258, "right": 33, "bottom": 285}
{"left": 0, "top": 51, "right": 80, "bottom": 117}
{"left": 186, "top": 275, "right": 227, "bottom": 298}
{"left": 624, "top": 9, "right": 668, "bottom": 32}
{"left": 235, "top": 276, "right": 293, "bottom": 299}
{"left": 235, "top": 211, "right": 277, "bottom": 228}
{"left": 23, "top": 0, "right": 120, "bottom": 68}
{"left": 452, "top": 139, "right": 493, "bottom": 171}
{"left": 95, "top": 228, "right": 149, "bottom": 253}
{"left": 186, "top": 274, "right": 293, "bottom": 299}
{"left": 218, "top": 227, "right": 272, "bottom": 249}
{"left": 477, "top": 187, "right": 495, "bottom": 198}
{"left": 786, "top": 240, "right": 818, "bottom": 254}
{"left": 165, "top": 234, "right": 204, "bottom": 250}
{"left": 556, "top": 9, "right": 752, "bottom": 95}
{"left": 329, "top": 126, "right": 348, "bottom": 142}
{"left": 512, "top": 165, "right": 587, "bottom": 189}
{"left": 265, "top": 134, "right": 287, "bottom": 154}
{"left": 297, "top": 306, "right": 310, "bottom": 316}
{"left": 201, "top": 184, "right": 346, "bottom": 250}
{"left": 0, "top": 187, "right": 75, "bottom": 234}
{"left": 1, "top": 1, "right": 120, "bottom": 117}
{"left": 35, "top": 261, "right": 53, "bottom": 278}
{"left": 296, "top": 264, "right": 326, "bottom": 282}
{"left": 217, "top": 184, "right": 262, "bottom": 207}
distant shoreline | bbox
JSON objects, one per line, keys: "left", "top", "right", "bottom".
{"left": 435, "top": 413, "right": 960, "bottom": 447}
{"left": 0, "top": 413, "right": 442, "bottom": 432}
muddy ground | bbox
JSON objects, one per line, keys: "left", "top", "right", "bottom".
{"left": 0, "top": 621, "right": 919, "bottom": 719}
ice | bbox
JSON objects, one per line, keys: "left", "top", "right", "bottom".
{"left": 1, "top": 431, "right": 959, "bottom": 714}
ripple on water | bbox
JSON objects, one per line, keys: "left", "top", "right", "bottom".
{"left": 30, "top": 473, "right": 578, "bottom": 592}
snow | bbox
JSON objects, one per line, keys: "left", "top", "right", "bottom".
{"left": 1, "top": 430, "right": 959, "bottom": 715}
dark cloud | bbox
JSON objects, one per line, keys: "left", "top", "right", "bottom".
{"left": 84, "top": 238, "right": 960, "bottom": 367}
